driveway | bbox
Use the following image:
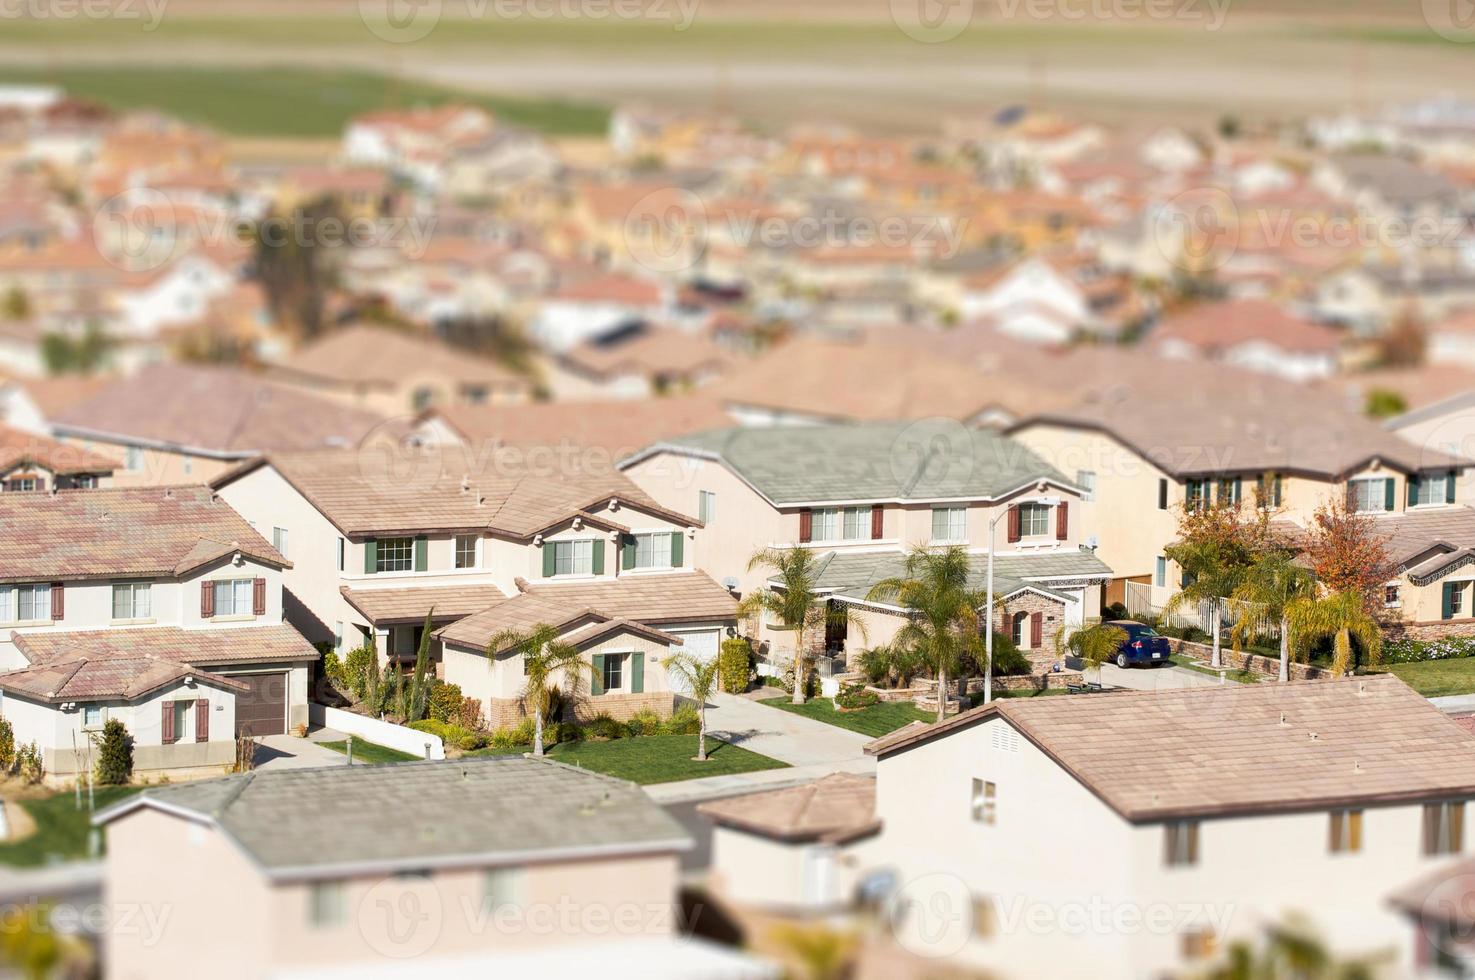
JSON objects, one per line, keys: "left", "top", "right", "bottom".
{"left": 705, "top": 692, "right": 873, "bottom": 768}
{"left": 1096, "top": 663, "right": 1228, "bottom": 691}
{"left": 253, "top": 732, "right": 349, "bottom": 771}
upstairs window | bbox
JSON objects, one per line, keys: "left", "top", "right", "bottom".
{"left": 1424, "top": 802, "right": 1466, "bottom": 856}
{"left": 16, "top": 583, "right": 51, "bottom": 622}
{"left": 811, "top": 507, "right": 841, "bottom": 541}
{"left": 841, "top": 507, "right": 869, "bottom": 540}
{"left": 931, "top": 507, "right": 966, "bottom": 542}
{"left": 1413, "top": 473, "right": 1450, "bottom": 507}
{"left": 309, "top": 882, "right": 347, "bottom": 929}
{"left": 1329, "top": 809, "right": 1363, "bottom": 854}
{"left": 213, "top": 579, "right": 254, "bottom": 617}
{"left": 633, "top": 533, "right": 672, "bottom": 569}
{"left": 376, "top": 537, "right": 414, "bottom": 573}
{"left": 699, "top": 490, "right": 716, "bottom": 524}
{"left": 552, "top": 540, "right": 593, "bottom": 576}
{"left": 1018, "top": 503, "right": 1050, "bottom": 537}
{"left": 272, "top": 527, "right": 289, "bottom": 559}
{"left": 112, "top": 582, "right": 152, "bottom": 620}
{"left": 1076, "top": 470, "right": 1096, "bottom": 502}
{"left": 1348, "top": 478, "right": 1391, "bottom": 514}
{"left": 455, "top": 534, "right": 478, "bottom": 569}
{"left": 970, "top": 779, "right": 997, "bottom": 825}
{"left": 1164, "top": 821, "right": 1199, "bottom": 867}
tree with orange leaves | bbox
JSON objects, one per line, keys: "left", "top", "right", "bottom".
{"left": 1302, "top": 496, "right": 1392, "bottom": 617}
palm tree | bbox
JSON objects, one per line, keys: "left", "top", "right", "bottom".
{"left": 663, "top": 652, "right": 721, "bottom": 760}
{"left": 1229, "top": 553, "right": 1316, "bottom": 682}
{"left": 739, "top": 547, "right": 864, "bottom": 705}
{"left": 486, "top": 622, "right": 590, "bottom": 756}
{"left": 1056, "top": 619, "right": 1128, "bottom": 683}
{"left": 1287, "top": 589, "right": 1382, "bottom": 677}
{"left": 1163, "top": 561, "right": 1239, "bottom": 670}
{"left": 866, "top": 546, "right": 985, "bottom": 722}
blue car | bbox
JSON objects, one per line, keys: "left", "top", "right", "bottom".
{"left": 1107, "top": 620, "right": 1172, "bottom": 668}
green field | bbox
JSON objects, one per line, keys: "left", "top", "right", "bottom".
{"left": 469, "top": 734, "right": 787, "bottom": 784}
{"left": 1366, "top": 657, "right": 1475, "bottom": 699}
{"left": 318, "top": 739, "right": 421, "bottom": 764}
{"left": 0, "top": 786, "right": 142, "bottom": 868}
{"left": 0, "top": 66, "right": 608, "bottom": 138}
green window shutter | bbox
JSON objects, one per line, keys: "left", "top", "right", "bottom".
{"left": 622, "top": 535, "right": 637, "bottom": 570}
{"left": 542, "top": 543, "right": 556, "bottom": 578}
{"left": 413, "top": 536, "right": 428, "bottom": 572}
{"left": 592, "top": 538, "right": 605, "bottom": 575}
{"left": 630, "top": 651, "right": 644, "bottom": 693}
{"left": 1384, "top": 478, "right": 1396, "bottom": 512}
{"left": 1444, "top": 582, "right": 1455, "bottom": 620}
{"left": 591, "top": 654, "right": 605, "bottom": 695}
{"left": 671, "top": 532, "right": 684, "bottom": 568}
{"left": 1233, "top": 477, "right": 1242, "bottom": 505}
{"left": 1408, "top": 475, "right": 1421, "bottom": 507}
{"left": 1450, "top": 470, "right": 1459, "bottom": 504}
{"left": 1273, "top": 475, "right": 1283, "bottom": 508}
{"left": 364, "top": 539, "right": 377, "bottom": 574}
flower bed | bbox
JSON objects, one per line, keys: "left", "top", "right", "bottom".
{"left": 1382, "top": 636, "right": 1475, "bottom": 664}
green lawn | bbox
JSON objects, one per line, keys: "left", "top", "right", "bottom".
{"left": 469, "top": 735, "right": 787, "bottom": 785}
{"left": 0, "top": 67, "right": 608, "bottom": 138}
{"left": 1365, "top": 657, "right": 1475, "bottom": 699}
{"left": 318, "top": 740, "right": 421, "bottom": 764}
{"left": 991, "top": 687, "right": 1072, "bottom": 699}
{"left": 766, "top": 696, "right": 933, "bottom": 738}
{"left": 1170, "top": 655, "right": 1263, "bottom": 684}
{"left": 0, "top": 786, "right": 142, "bottom": 867}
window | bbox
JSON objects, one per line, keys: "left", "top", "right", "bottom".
{"left": 112, "top": 582, "right": 152, "bottom": 620}
{"left": 1385, "top": 584, "right": 1401, "bottom": 608}
{"left": 337, "top": 537, "right": 345, "bottom": 572}
{"left": 1010, "top": 611, "right": 1028, "bottom": 647}
{"left": 1329, "top": 809, "right": 1363, "bottom": 854}
{"left": 1155, "top": 557, "right": 1167, "bottom": 589}
{"left": 1452, "top": 584, "right": 1465, "bottom": 619}
{"left": 212, "top": 579, "right": 254, "bottom": 617}
{"left": 841, "top": 506, "right": 869, "bottom": 540}
{"left": 82, "top": 705, "right": 104, "bottom": 729}
{"left": 308, "top": 882, "right": 348, "bottom": 929}
{"left": 699, "top": 490, "right": 716, "bottom": 524}
{"left": 16, "top": 583, "right": 50, "bottom": 622}
{"left": 601, "top": 653, "right": 624, "bottom": 692}
{"left": 1018, "top": 503, "right": 1050, "bottom": 537}
{"left": 376, "top": 537, "right": 414, "bottom": 573}
{"left": 483, "top": 868, "right": 523, "bottom": 913}
{"left": 552, "top": 540, "right": 594, "bottom": 576}
{"left": 73, "top": 475, "right": 97, "bottom": 489}
{"left": 1424, "top": 802, "right": 1466, "bottom": 856}
{"left": 633, "top": 532, "right": 672, "bottom": 569}
{"left": 124, "top": 446, "right": 143, "bottom": 472}
{"left": 1256, "top": 473, "right": 1283, "bottom": 509}
{"left": 334, "top": 621, "right": 344, "bottom": 651}
{"left": 1185, "top": 479, "right": 1206, "bottom": 511}
{"left": 811, "top": 508, "right": 840, "bottom": 541}
{"left": 931, "top": 507, "right": 967, "bottom": 542}
{"left": 971, "top": 895, "right": 998, "bottom": 938}
{"left": 3, "top": 477, "right": 37, "bottom": 492}
{"left": 1164, "top": 821, "right": 1199, "bottom": 867}
{"left": 1181, "top": 929, "right": 1218, "bottom": 961}
{"left": 1215, "top": 478, "right": 1241, "bottom": 506}
{"left": 1414, "top": 473, "right": 1449, "bottom": 506}
{"left": 455, "top": 534, "right": 478, "bottom": 569}
{"left": 1076, "top": 470, "right": 1096, "bottom": 503}
{"left": 172, "top": 700, "right": 191, "bottom": 743}
{"left": 412, "top": 386, "right": 434, "bottom": 411}
{"left": 1348, "top": 478, "right": 1389, "bottom": 513}
{"left": 1157, "top": 478, "right": 1168, "bottom": 510}
{"left": 272, "top": 527, "right": 289, "bottom": 558}
{"left": 970, "top": 778, "right": 997, "bottom": 824}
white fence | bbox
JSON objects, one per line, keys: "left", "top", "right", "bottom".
{"left": 308, "top": 704, "right": 445, "bottom": 760}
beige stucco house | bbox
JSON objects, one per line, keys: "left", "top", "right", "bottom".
{"left": 0, "top": 422, "right": 116, "bottom": 492}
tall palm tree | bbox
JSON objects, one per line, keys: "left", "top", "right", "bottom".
{"left": 739, "top": 548, "right": 864, "bottom": 705}
{"left": 866, "top": 546, "right": 985, "bottom": 722}
{"left": 1055, "top": 619, "right": 1128, "bottom": 683}
{"left": 663, "top": 652, "right": 721, "bottom": 761}
{"left": 1163, "top": 560, "right": 1240, "bottom": 670}
{"left": 1229, "top": 553, "right": 1316, "bottom": 682}
{"left": 1287, "top": 589, "right": 1382, "bottom": 677}
{"left": 486, "top": 622, "right": 591, "bottom": 756}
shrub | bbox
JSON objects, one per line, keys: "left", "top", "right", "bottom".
{"left": 544, "top": 684, "right": 566, "bottom": 723}
{"left": 718, "top": 637, "right": 753, "bottom": 693}
{"left": 0, "top": 718, "right": 15, "bottom": 772}
{"left": 489, "top": 725, "right": 527, "bottom": 750}
{"left": 15, "top": 741, "right": 43, "bottom": 784}
{"left": 1383, "top": 636, "right": 1475, "bottom": 664}
{"left": 428, "top": 683, "right": 465, "bottom": 723}
{"left": 988, "top": 632, "right": 1033, "bottom": 677}
{"left": 625, "top": 709, "right": 664, "bottom": 737}
{"left": 553, "top": 721, "right": 585, "bottom": 743}
{"left": 510, "top": 717, "right": 536, "bottom": 746}
{"left": 834, "top": 683, "right": 879, "bottom": 710}
{"left": 409, "top": 718, "right": 486, "bottom": 751}
{"left": 342, "top": 645, "right": 376, "bottom": 700}
{"left": 662, "top": 703, "right": 700, "bottom": 735}
{"left": 856, "top": 647, "right": 891, "bottom": 686}
{"left": 455, "top": 697, "right": 485, "bottom": 732}
{"left": 585, "top": 713, "right": 629, "bottom": 740}
{"left": 1103, "top": 602, "right": 1130, "bottom": 621}
{"left": 93, "top": 719, "right": 133, "bottom": 785}
{"left": 321, "top": 649, "right": 346, "bottom": 693}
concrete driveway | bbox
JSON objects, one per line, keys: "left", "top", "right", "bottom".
{"left": 252, "top": 733, "right": 349, "bottom": 771}
{"left": 705, "top": 691, "right": 873, "bottom": 768}
{"left": 1096, "top": 662, "right": 1229, "bottom": 691}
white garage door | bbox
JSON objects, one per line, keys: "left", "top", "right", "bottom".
{"left": 667, "top": 628, "right": 721, "bottom": 695}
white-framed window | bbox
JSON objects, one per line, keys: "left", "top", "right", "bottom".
{"left": 16, "top": 583, "right": 50, "bottom": 622}
{"left": 376, "top": 537, "right": 414, "bottom": 573}
{"left": 172, "top": 700, "right": 191, "bottom": 743}
{"left": 1415, "top": 473, "right": 1449, "bottom": 506}
{"left": 812, "top": 507, "right": 869, "bottom": 541}
{"left": 1329, "top": 809, "right": 1363, "bottom": 854}
{"left": 334, "top": 621, "right": 344, "bottom": 651}
{"left": 1155, "top": 557, "right": 1167, "bottom": 589}
{"left": 1385, "top": 585, "right": 1401, "bottom": 608}
{"left": 841, "top": 506, "right": 869, "bottom": 540}
{"left": 1424, "top": 801, "right": 1466, "bottom": 856}
{"left": 931, "top": 506, "right": 966, "bottom": 542}
{"left": 1076, "top": 470, "right": 1096, "bottom": 502}
{"left": 699, "top": 490, "right": 716, "bottom": 524}
{"left": 82, "top": 705, "right": 105, "bottom": 730}
{"left": 455, "top": 534, "right": 478, "bottom": 569}
{"left": 970, "top": 778, "right": 997, "bottom": 825}
{"left": 3, "top": 477, "right": 37, "bottom": 492}
{"left": 124, "top": 446, "right": 143, "bottom": 472}
{"left": 74, "top": 475, "right": 97, "bottom": 489}
{"left": 112, "top": 581, "right": 152, "bottom": 620}
{"left": 811, "top": 507, "right": 840, "bottom": 541}
{"left": 1019, "top": 503, "right": 1050, "bottom": 537}
{"left": 483, "top": 868, "right": 523, "bottom": 913}
{"left": 336, "top": 537, "right": 345, "bottom": 572}
{"left": 601, "top": 652, "right": 624, "bottom": 692}
{"left": 272, "top": 527, "right": 289, "bottom": 558}
{"left": 213, "top": 579, "right": 254, "bottom": 617}
{"left": 308, "top": 881, "right": 348, "bottom": 929}
{"left": 1164, "top": 821, "right": 1199, "bottom": 867}
{"left": 1348, "top": 478, "right": 1389, "bottom": 514}
{"left": 553, "top": 540, "right": 594, "bottom": 576}
{"left": 633, "top": 532, "right": 672, "bottom": 569}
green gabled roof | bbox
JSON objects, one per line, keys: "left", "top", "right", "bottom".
{"left": 647, "top": 422, "right": 1075, "bottom": 505}
{"left": 786, "top": 549, "right": 1114, "bottom": 604}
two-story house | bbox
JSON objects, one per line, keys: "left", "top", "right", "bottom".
{"left": 0, "top": 487, "right": 317, "bottom": 776}
{"left": 620, "top": 422, "right": 1111, "bottom": 666}
{"left": 1367, "top": 506, "right": 1475, "bottom": 638}
{"left": 0, "top": 423, "right": 117, "bottom": 491}
{"left": 865, "top": 675, "right": 1475, "bottom": 979}
{"left": 210, "top": 448, "right": 737, "bottom": 719}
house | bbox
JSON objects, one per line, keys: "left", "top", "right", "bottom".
{"left": 1427, "top": 307, "right": 1475, "bottom": 369}
{"left": 864, "top": 675, "right": 1475, "bottom": 978}
{"left": 959, "top": 253, "right": 1149, "bottom": 345}
{"left": 1366, "top": 506, "right": 1475, "bottom": 638}
{"left": 1389, "top": 851, "right": 1475, "bottom": 973}
{"left": 49, "top": 363, "right": 387, "bottom": 486}
{"left": 96, "top": 757, "right": 771, "bottom": 979}
{"left": 620, "top": 422, "right": 1109, "bottom": 665}
{"left": 550, "top": 325, "right": 736, "bottom": 400}
{"left": 1149, "top": 299, "right": 1344, "bottom": 381}
{"left": 209, "top": 447, "right": 720, "bottom": 678}
{"left": 268, "top": 324, "right": 532, "bottom": 415}
{"left": 529, "top": 275, "right": 674, "bottom": 353}
{"left": 0, "top": 486, "right": 317, "bottom": 774}
{"left": 342, "top": 104, "right": 495, "bottom": 190}
{"left": 1007, "top": 374, "right": 1473, "bottom": 609}
{"left": 0, "top": 423, "right": 116, "bottom": 490}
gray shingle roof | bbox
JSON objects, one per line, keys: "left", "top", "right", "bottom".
{"left": 644, "top": 422, "right": 1074, "bottom": 505}
{"left": 799, "top": 549, "right": 1113, "bottom": 604}
{"left": 96, "top": 756, "right": 690, "bottom": 879}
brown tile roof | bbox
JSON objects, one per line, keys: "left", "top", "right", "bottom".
{"left": 1371, "top": 506, "right": 1475, "bottom": 579}
{"left": 0, "top": 424, "right": 118, "bottom": 476}
{"left": 559, "top": 328, "right": 735, "bottom": 382}
{"left": 0, "top": 655, "right": 248, "bottom": 704}
{"left": 51, "top": 364, "right": 387, "bottom": 457}
{"left": 3, "top": 374, "right": 112, "bottom": 420}
{"left": 1389, "top": 855, "right": 1475, "bottom": 927}
{"left": 340, "top": 583, "right": 510, "bottom": 627}
{"left": 867, "top": 675, "right": 1475, "bottom": 822}
{"left": 12, "top": 624, "right": 320, "bottom": 669}
{"left": 214, "top": 447, "right": 696, "bottom": 539}
{"left": 1153, "top": 299, "right": 1342, "bottom": 355}
{"left": 0, "top": 485, "right": 285, "bottom": 583}
{"left": 438, "top": 571, "right": 737, "bottom": 650}
{"left": 697, "top": 773, "right": 879, "bottom": 844}
{"left": 272, "top": 324, "right": 528, "bottom": 390}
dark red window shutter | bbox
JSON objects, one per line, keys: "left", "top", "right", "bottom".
{"left": 1006, "top": 505, "right": 1021, "bottom": 543}
{"left": 50, "top": 583, "right": 63, "bottom": 621}
{"left": 799, "top": 508, "right": 813, "bottom": 543}
{"left": 1056, "top": 501, "right": 1068, "bottom": 541}
{"left": 253, "top": 578, "right": 266, "bottom": 616}
{"left": 161, "top": 702, "right": 175, "bottom": 744}
{"left": 870, "top": 505, "right": 883, "bottom": 540}
{"left": 1030, "top": 612, "right": 1043, "bottom": 647}
{"left": 201, "top": 581, "right": 214, "bottom": 618}
{"left": 196, "top": 698, "right": 209, "bottom": 742}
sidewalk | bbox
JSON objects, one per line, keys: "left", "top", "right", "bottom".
{"left": 705, "top": 691, "right": 874, "bottom": 767}
{"left": 645, "top": 757, "right": 874, "bottom": 804}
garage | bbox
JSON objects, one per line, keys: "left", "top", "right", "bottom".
{"left": 666, "top": 628, "right": 721, "bottom": 695}
{"left": 229, "top": 672, "right": 288, "bottom": 736}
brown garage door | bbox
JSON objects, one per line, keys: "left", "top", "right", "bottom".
{"left": 231, "top": 672, "right": 287, "bottom": 736}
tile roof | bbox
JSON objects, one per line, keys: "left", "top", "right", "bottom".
{"left": 214, "top": 448, "right": 696, "bottom": 539}
{"left": 95, "top": 756, "right": 690, "bottom": 879}
{"left": 0, "top": 485, "right": 285, "bottom": 583}
{"left": 559, "top": 328, "right": 736, "bottom": 381}
{"left": 438, "top": 571, "right": 737, "bottom": 650}
{"left": 272, "top": 324, "right": 528, "bottom": 390}
{"left": 51, "top": 364, "right": 387, "bottom": 457}
{"left": 340, "top": 583, "right": 510, "bottom": 627}
{"left": 12, "top": 625, "right": 320, "bottom": 668}
{"left": 0, "top": 424, "right": 118, "bottom": 475}
{"left": 1370, "top": 506, "right": 1475, "bottom": 581}
{"left": 639, "top": 422, "right": 1074, "bottom": 505}
{"left": 697, "top": 773, "right": 879, "bottom": 844}
{"left": 1152, "top": 299, "right": 1343, "bottom": 355}
{"left": 867, "top": 675, "right": 1475, "bottom": 821}
{"left": 0, "top": 655, "right": 248, "bottom": 704}
{"left": 805, "top": 549, "right": 1113, "bottom": 604}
